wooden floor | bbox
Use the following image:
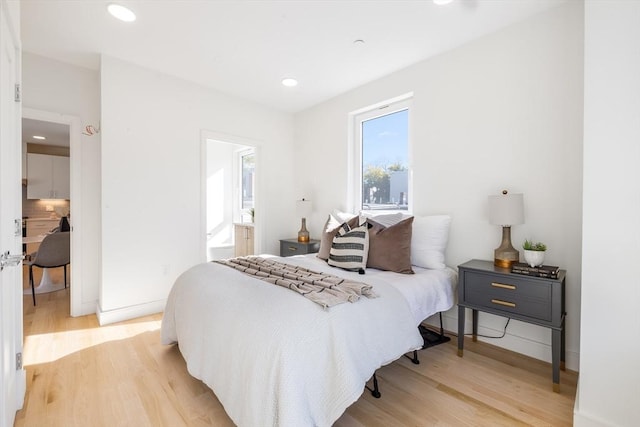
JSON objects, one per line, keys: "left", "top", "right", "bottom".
{"left": 15, "top": 281, "right": 577, "bottom": 426}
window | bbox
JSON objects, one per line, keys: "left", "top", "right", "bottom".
{"left": 240, "top": 149, "right": 255, "bottom": 211}
{"left": 352, "top": 98, "right": 411, "bottom": 213}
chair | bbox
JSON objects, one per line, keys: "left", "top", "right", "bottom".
{"left": 49, "top": 216, "right": 71, "bottom": 233}
{"left": 59, "top": 216, "right": 71, "bottom": 232}
{"left": 24, "top": 231, "right": 70, "bottom": 306}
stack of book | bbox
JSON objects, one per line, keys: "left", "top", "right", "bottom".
{"left": 511, "top": 262, "right": 560, "bottom": 279}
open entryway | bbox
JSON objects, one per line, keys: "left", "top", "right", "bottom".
{"left": 21, "top": 109, "right": 82, "bottom": 319}
{"left": 203, "top": 135, "right": 261, "bottom": 262}
{"left": 21, "top": 118, "right": 70, "bottom": 306}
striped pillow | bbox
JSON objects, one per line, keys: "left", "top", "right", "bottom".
{"left": 327, "top": 223, "right": 369, "bottom": 273}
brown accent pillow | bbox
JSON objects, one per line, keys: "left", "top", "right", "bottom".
{"left": 317, "top": 215, "right": 359, "bottom": 260}
{"left": 366, "top": 216, "right": 414, "bottom": 274}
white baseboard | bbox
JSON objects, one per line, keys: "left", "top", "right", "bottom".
{"left": 71, "top": 300, "right": 98, "bottom": 317}
{"left": 15, "top": 368, "right": 26, "bottom": 410}
{"left": 573, "top": 408, "right": 612, "bottom": 427}
{"left": 423, "top": 311, "right": 580, "bottom": 371}
{"left": 572, "top": 381, "right": 614, "bottom": 427}
{"left": 96, "top": 299, "right": 166, "bottom": 326}
{"left": 573, "top": 412, "right": 609, "bottom": 427}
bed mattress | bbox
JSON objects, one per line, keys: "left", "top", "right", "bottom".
{"left": 161, "top": 255, "right": 455, "bottom": 426}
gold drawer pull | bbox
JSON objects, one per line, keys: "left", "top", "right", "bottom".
{"left": 491, "top": 299, "right": 516, "bottom": 308}
{"left": 288, "top": 246, "right": 298, "bottom": 251}
{"left": 492, "top": 282, "right": 516, "bottom": 290}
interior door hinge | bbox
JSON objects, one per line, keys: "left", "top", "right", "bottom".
{"left": 14, "top": 83, "right": 21, "bottom": 102}
{"left": 16, "top": 352, "right": 22, "bottom": 370}
{"left": 14, "top": 218, "right": 22, "bottom": 237}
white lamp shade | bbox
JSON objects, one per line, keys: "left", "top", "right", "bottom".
{"left": 488, "top": 193, "right": 524, "bottom": 226}
{"left": 296, "top": 199, "right": 312, "bottom": 218}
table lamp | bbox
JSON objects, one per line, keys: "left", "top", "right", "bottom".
{"left": 296, "top": 198, "right": 312, "bottom": 242}
{"left": 488, "top": 190, "right": 524, "bottom": 268}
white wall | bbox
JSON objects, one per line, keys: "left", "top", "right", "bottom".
{"left": 99, "top": 56, "right": 294, "bottom": 323}
{"left": 294, "top": 1, "right": 583, "bottom": 370}
{"left": 575, "top": 1, "right": 640, "bottom": 425}
{"left": 4, "top": 0, "right": 18, "bottom": 35}
{"left": 22, "top": 53, "right": 101, "bottom": 315}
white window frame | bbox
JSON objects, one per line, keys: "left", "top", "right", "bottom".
{"left": 235, "top": 147, "right": 255, "bottom": 222}
{"left": 348, "top": 94, "right": 413, "bottom": 215}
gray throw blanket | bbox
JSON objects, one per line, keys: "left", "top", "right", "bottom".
{"left": 214, "top": 256, "right": 378, "bottom": 309}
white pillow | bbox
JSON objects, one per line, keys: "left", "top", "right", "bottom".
{"left": 358, "top": 212, "right": 406, "bottom": 227}
{"left": 331, "top": 209, "right": 357, "bottom": 223}
{"left": 410, "top": 215, "right": 451, "bottom": 270}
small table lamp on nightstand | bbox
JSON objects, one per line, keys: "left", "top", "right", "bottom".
{"left": 296, "top": 198, "right": 312, "bottom": 242}
{"left": 488, "top": 190, "right": 524, "bottom": 268}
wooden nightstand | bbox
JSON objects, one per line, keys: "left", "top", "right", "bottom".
{"left": 279, "top": 238, "right": 320, "bottom": 257}
{"left": 457, "top": 259, "right": 566, "bottom": 392}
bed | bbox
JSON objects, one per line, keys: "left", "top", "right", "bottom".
{"left": 161, "top": 253, "right": 456, "bottom": 427}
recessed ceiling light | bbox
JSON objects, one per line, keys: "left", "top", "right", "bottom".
{"left": 433, "top": 0, "right": 453, "bottom": 5}
{"left": 32, "top": 135, "right": 46, "bottom": 140}
{"left": 354, "top": 39, "right": 365, "bottom": 45}
{"left": 282, "top": 78, "right": 298, "bottom": 87}
{"left": 108, "top": 4, "right": 136, "bottom": 22}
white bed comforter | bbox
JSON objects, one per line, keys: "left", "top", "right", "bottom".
{"left": 161, "top": 256, "right": 423, "bottom": 427}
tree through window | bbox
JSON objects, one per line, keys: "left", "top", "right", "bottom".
{"left": 358, "top": 105, "right": 410, "bottom": 211}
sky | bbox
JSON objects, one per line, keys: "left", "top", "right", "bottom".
{"left": 362, "top": 108, "right": 408, "bottom": 168}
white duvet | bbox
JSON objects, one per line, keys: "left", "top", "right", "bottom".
{"left": 161, "top": 256, "right": 426, "bottom": 427}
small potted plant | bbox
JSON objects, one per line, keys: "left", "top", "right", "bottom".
{"left": 522, "top": 239, "right": 547, "bottom": 267}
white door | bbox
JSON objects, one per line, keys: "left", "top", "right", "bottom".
{"left": 0, "top": 4, "right": 25, "bottom": 426}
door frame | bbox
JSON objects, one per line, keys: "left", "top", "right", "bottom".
{"left": 200, "top": 130, "right": 263, "bottom": 261}
{"left": 22, "top": 108, "right": 82, "bottom": 317}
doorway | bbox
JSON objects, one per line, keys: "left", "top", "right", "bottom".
{"left": 21, "top": 108, "right": 81, "bottom": 317}
{"left": 21, "top": 118, "right": 70, "bottom": 305}
{"left": 204, "top": 137, "right": 260, "bottom": 261}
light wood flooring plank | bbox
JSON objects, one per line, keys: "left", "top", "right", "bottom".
{"left": 16, "top": 283, "right": 577, "bottom": 426}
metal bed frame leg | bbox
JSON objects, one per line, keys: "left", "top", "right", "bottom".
{"left": 407, "top": 350, "right": 420, "bottom": 364}
{"left": 405, "top": 311, "right": 449, "bottom": 364}
{"left": 365, "top": 373, "right": 381, "bottom": 398}
{"left": 371, "top": 313, "right": 448, "bottom": 399}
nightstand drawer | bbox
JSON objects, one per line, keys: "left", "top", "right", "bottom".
{"left": 279, "top": 239, "right": 320, "bottom": 257}
{"left": 462, "top": 270, "right": 552, "bottom": 322}
{"left": 281, "top": 242, "right": 304, "bottom": 255}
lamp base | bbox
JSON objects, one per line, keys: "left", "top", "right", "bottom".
{"left": 298, "top": 218, "right": 310, "bottom": 242}
{"left": 494, "top": 226, "right": 519, "bottom": 269}
{"left": 494, "top": 257, "right": 517, "bottom": 269}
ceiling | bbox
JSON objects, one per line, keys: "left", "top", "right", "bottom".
{"left": 21, "top": 0, "right": 566, "bottom": 113}
{"left": 22, "top": 118, "right": 69, "bottom": 147}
